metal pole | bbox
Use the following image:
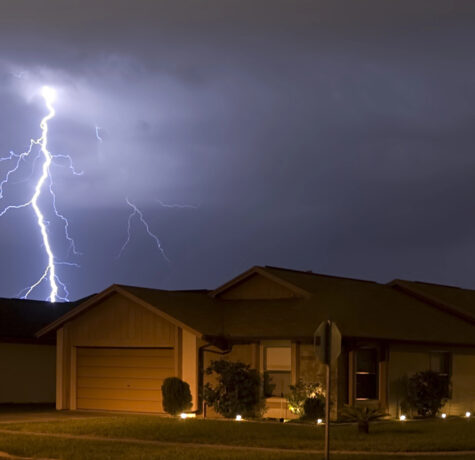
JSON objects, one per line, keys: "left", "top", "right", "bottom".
{"left": 324, "top": 321, "right": 331, "bottom": 460}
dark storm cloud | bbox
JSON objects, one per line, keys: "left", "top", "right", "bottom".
{"left": 1, "top": 0, "right": 475, "bottom": 299}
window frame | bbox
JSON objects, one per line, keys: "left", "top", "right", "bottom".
{"left": 354, "top": 347, "right": 380, "bottom": 401}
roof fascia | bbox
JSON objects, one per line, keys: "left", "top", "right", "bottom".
{"left": 210, "top": 266, "right": 311, "bottom": 299}
{"left": 389, "top": 280, "right": 475, "bottom": 326}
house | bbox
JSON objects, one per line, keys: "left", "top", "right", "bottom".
{"left": 0, "top": 298, "right": 76, "bottom": 404}
{"left": 36, "top": 266, "right": 475, "bottom": 419}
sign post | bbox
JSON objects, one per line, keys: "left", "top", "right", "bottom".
{"left": 314, "top": 320, "right": 341, "bottom": 460}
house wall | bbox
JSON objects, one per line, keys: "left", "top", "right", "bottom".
{"left": 56, "top": 292, "right": 179, "bottom": 412}
{"left": 299, "top": 343, "right": 342, "bottom": 420}
{"left": 388, "top": 345, "right": 475, "bottom": 417}
{"left": 0, "top": 342, "right": 56, "bottom": 403}
{"left": 447, "top": 352, "right": 475, "bottom": 415}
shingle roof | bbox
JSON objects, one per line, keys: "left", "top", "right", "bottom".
{"left": 34, "top": 266, "right": 475, "bottom": 347}
{"left": 217, "top": 267, "right": 475, "bottom": 345}
{"left": 117, "top": 285, "right": 222, "bottom": 335}
{"left": 390, "top": 279, "right": 475, "bottom": 323}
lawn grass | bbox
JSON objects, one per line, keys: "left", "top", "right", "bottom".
{"left": 0, "top": 432, "right": 475, "bottom": 460}
{"left": 2, "top": 415, "right": 475, "bottom": 453}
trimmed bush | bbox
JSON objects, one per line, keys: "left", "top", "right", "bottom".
{"left": 302, "top": 396, "right": 325, "bottom": 420}
{"left": 204, "top": 360, "right": 264, "bottom": 418}
{"left": 405, "top": 370, "right": 450, "bottom": 417}
{"left": 287, "top": 380, "right": 325, "bottom": 417}
{"left": 161, "top": 377, "right": 192, "bottom": 415}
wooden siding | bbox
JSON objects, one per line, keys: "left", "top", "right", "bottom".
{"left": 76, "top": 347, "right": 174, "bottom": 413}
{"left": 69, "top": 293, "right": 176, "bottom": 348}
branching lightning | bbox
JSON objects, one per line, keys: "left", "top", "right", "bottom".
{"left": 0, "top": 86, "right": 80, "bottom": 302}
{"left": 117, "top": 198, "right": 169, "bottom": 262}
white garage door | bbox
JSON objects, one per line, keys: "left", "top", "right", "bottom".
{"left": 77, "top": 347, "right": 175, "bottom": 413}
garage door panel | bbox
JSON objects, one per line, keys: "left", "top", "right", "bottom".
{"left": 78, "top": 387, "right": 162, "bottom": 401}
{"left": 77, "top": 348, "right": 173, "bottom": 358}
{"left": 76, "top": 347, "right": 174, "bottom": 413}
{"left": 77, "top": 398, "right": 163, "bottom": 413}
{"left": 78, "top": 355, "right": 174, "bottom": 369}
{"left": 78, "top": 365, "right": 172, "bottom": 380}
{"left": 78, "top": 376, "right": 164, "bottom": 391}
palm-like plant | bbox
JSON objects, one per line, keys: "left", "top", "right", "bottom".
{"left": 340, "top": 405, "right": 387, "bottom": 434}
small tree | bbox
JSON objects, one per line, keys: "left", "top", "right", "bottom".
{"left": 287, "top": 379, "right": 325, "bottom": 417}
{"left": 161, "top": 377, "right": 192, "bottom": 415}
{"left": 341, "top": 406, "right": 387, "bottom": 434}
{"left": 204, "top": 360, "right": 264, "bottom": 418}
{"left": 405, "top": 370, "right": 449, "bottom": 417}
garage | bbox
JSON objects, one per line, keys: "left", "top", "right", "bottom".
{"left": 37, "top": 285, "right": 202, "bottom": 413}
{"left": 76, "top": 347, "right": 174, "bottom": 413}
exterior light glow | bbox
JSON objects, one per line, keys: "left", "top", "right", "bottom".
{"left": 317, "top": 418, "right": 323, "bottom": 425}
{"left": 399, "top": 415, "right": 406, "bottom": 421}
{"left": 180, "top": 413, "right": 187, "bottom": 419}
{"left": 441, "top": 413, "right": 447, "bottom": 419}
{"left": 180, "top": 413, "right": 196, "bottom": 419}
{"left": 235, "top": 415, "right": 242, "bottom": 421}
{"left": 466, "top": 411, "right": 471, "bottom": 418}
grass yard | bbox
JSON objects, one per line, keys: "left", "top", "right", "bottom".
{"left": 3, "top": 415, "right": 475, "bottom": 452}
{"left": 0, "top": 413, "right": 475, "bottom": 459}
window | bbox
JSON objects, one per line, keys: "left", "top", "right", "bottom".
{"left": 430, "top": 352, "right": 451, "bottom": 398}
{"left": 355, "top": 348, "right": 378, "bottom": 400}
{"left": 265, "top": 346, "right": 291, "bottom": 397}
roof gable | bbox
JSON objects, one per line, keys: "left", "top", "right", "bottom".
{"left": 36, "top": 285, "right": 206, "bottom": 338}
{"left": 211, "top": 266, "right": 310, "bottom": 299}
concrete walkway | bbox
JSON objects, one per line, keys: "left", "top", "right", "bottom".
{"left": 0, "top": 428, "right": 475, "bottom": 457}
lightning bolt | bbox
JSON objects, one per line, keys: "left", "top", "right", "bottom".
{"left": 156, "top": 199, "right": 199, "bottom": 209}
{"left": 0, "top": 86, "right": 80, "bottom": 302}
{"left": 95, "top": 126, "right": 103, "bottom": 143}
{"left": 117, "top": 197, "right": 169, "bottom": 262}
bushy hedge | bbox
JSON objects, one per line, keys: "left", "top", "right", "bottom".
{"left": 161, "top": 377, "right": 192, "bottom": 415}
{"left": 287, "top": 379, "right": 325, "bottom": 418}
{"left": 204, "top": 360, "right": 264, "bottom": 418}
{"left": 405, "top": 370, "right": 449, "bottom": 417}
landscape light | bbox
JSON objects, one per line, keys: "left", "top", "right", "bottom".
{"left": 235, "top": 415, "right": 242, "bottom": 421}
{"left": 180, "top": 413, "right": 187, "bottom": 419}
{"left": 465, "top": 411, "right": 471, "bottom": 418}
{"left": 317, "top": 418, "right": 323, "bottom": 425}
{"left": 441, "top": 413, "right": 447, "bottom": 419}
{"left": 399, "top": 415, "right": 406, "bottom": 421}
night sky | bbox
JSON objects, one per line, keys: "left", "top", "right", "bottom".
{"left": 1, "top": 1, "right": 475, "bottom": 301}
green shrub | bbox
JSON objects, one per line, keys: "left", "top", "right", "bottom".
{"left": 341, "top": 405, "right": 387, "bottom": 433}
{"left": 161, "top": 377, "right": 192, "bottom": 415}
{"left": 302, "top": 396, "right": 325, "bottom": 420}
{"left": 287, "top": 379, "right": 325, "bottom": 417}
{"left": 204, "top": 360, "right": 264, "bottom": 418}
{"left": 405, "top": 370, "right": 450, "bottom": 417}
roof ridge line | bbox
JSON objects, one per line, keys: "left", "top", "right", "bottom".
{"left": 263, "top": 265, "right": 380, "bottom": 284}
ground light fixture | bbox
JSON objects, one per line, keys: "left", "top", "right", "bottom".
{"left": 399, "top": 415, "right": 406, "bottom": 421}
{"left": 180, "top": 413, "right": 196, "bottom": 419}
{"left": 465, "top": 411, "right": 471, "bottom": 418}
{"left": 441, "top": 413, "right": 447, "bottom": 419}
{"left": 235, "top": 415, "right": 243, "bottom": 421}
{"left": 317, "top": 418, "right": 323, "bottom": 425}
